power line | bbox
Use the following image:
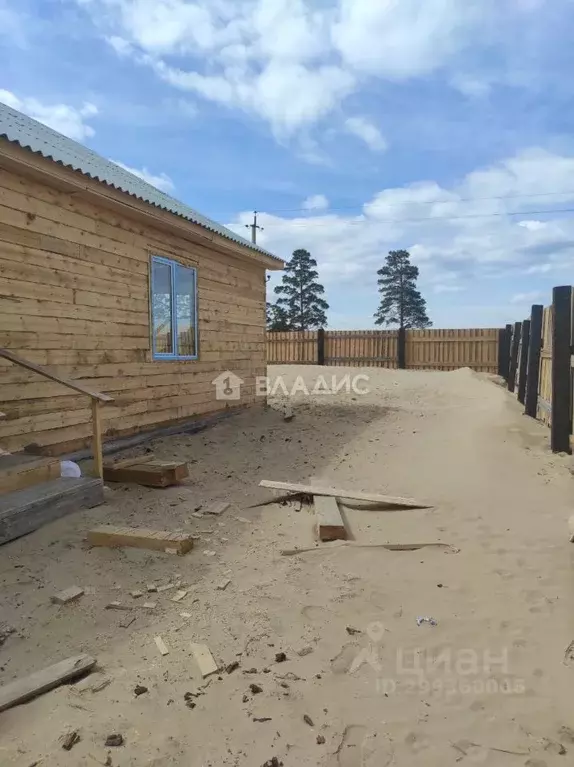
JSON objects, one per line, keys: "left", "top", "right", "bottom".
{"left": 257, "top": 205, "right": 574, "bottom": 229}
{"left": 256, "top": 188, "right": 574, "bottom": 215}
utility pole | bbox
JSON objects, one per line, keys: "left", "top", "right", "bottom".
{"left": 246, "top": 211, "right": 263, "bottom": 244}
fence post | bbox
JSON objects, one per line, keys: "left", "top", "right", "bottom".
{"left": 397, "top": 327, "right": 406, "bottom": 369}
{"left": 551, "top": 286, "right": 572, "bottom": 454}
{"left": 508, "top": 322, "right": 521, "bottom": 393}
{"left": 524, "top": 305, "right": 543, "bottom": 419}
{"left": 517, "top": 319, "right": 530, "bottom": 405}
{"left": 317, "top": 328, "right": 325, "bottom": 365}
{"left": 498, "top": 324, "right": 512, "bottom": 380}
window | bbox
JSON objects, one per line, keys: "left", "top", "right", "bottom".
{"left": 151, "top": 256, "right": 198, "bottom": 360}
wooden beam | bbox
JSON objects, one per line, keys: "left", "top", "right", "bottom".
{"left": 0, "top": 654, "right": 96, "bottom": 713}
{"left": 508, "top": 322, "right": 521, "bottom": 393}
{"left": 525, "top": 305, "right": 544, "bottom": 419}
{"left": 0, "top": 455, "right": 60, "bottom": 494}
{"left": 315, "top": 495, "right": 347, "bottom": 541}
{"left": 551, "top": 286, "right": 572, "bottom": 453}
{"left": 102, "top": 462, "right": 188, "bottom": 487}
{"left": 397, "top": 327, "right": 406, "bottom": 369}
{"left": 87, "top": 525, "right": 194, "bottom": 555}
{"left": 258, "top": 480, "right": 430, "bottom": 509}
{"left": 498, "top": 324, "right": 512, "bottom": 380}
{"left": 517, "top": 318, "right": 530, "bottom": 405}
{"left": 91, "top": 399, "right": 103, "bottom": 480}
{"left": 0, "top": 348, "right": 113, "bottom": 402}
{"left": 105, "top": 454, "right": 155, "bottom": 469}
{"left": 317, "top": 328, "right": 325, "bottom": 365}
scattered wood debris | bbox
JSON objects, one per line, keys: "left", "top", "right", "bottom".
{"left": 103, "top": 460, "right": 188, "bottom": 488}
{"left": 303, "top": 714, "right": 314, "bottom": 727}
{"left": 87, "top": 525, "right": 194, "bottom": 556}
{"left": 205, "top": 501, "right": 230, "bottom": 516}
{"left": 217, "top": 579, "right": 231, "bottom": 591}
{"left": 105, "top": 454, "right": 155, "bottom": 470}
{"left": 106, "top": 602, "right": 132, "bottom": 611}
{"left": 0, "top": 654, "right": 96, "bottom": 713}
{"left": 154, "top": 636, "right": 169, "bottom": 656}
{"left": 171, "top": 590, "right": 188, "bottom": 602}
{"left": 105, "top": 734, "right": 124, "bottom": 747}
{"left": 142, "top": 602, "right": 157, "bottom": 611}
{"left": 281, "top": 541, "right": 460, "bottom": 556}
{"left": 157, "top": 583, "right": 174, "bottom": 592}
{"left": 71, "top": 674, "right": 111, "bottom": 695}
{"left": 51, "top": 586, "right": 84, "bottom": 605}
{"left": 119, "top": 615, "right": 136, "bottom": 629}
{"left": 147, "top": 583, "right": 158, "bottom": 593}
{"left": 315, "top": 496, "right": 347, "bottom": 542}
{"left": 60, "top": 729, "right": 81, "bottom": 751}
{"left": 130, "top": 590, "right": 143, "bottom": 599}
{"left": 191, "top": 643, "right": 218, "bottom": 677}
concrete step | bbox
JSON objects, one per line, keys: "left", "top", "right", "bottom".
{"left": 0, "top": 477, "right": 104, "bottom": 545}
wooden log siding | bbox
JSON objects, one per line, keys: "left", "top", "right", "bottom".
{"left": 0, "top": 166, "right": 268, "bottom": 454}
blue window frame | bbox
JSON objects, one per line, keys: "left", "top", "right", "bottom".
{"left": 150, "top": 256, "right": 198, "bottom": 360}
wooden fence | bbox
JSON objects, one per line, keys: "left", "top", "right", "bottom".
{"left": 501, "top": 285, "right": 574, "bottom": 454}
{"left": 267, "top": 328, "right": 500, "bottom": 373}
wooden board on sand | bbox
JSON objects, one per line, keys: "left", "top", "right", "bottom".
{"left": 0, "top": 654, "right": 96, "bottom": 713}
{"left": 258, "top": 480, "right": 430, "bottom": 509}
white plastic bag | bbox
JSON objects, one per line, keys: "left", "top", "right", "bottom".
{"left": 60, "top": 460, "right": 81, "bottom": 478}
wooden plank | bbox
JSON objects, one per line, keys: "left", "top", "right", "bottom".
{"left": 190, "top": 643, "right": 218, "bottom": 677}
{"left": 104, "top": 454, "right": 155, "bottom": 469}
{"left": 517, "top": 318, "right": 530, "bottom": 405}
{"left": 508, "top": 322, "right": 521, "bottom": 393}
{"left": 91, "top": 399, "right": 103, "bottom": 479}
{"left": 525, "top": 305, "right": 543, "bottom": 418}
{"left": 551, "top": 286, "right": 572, "bottom": 453}
{"left": 102, "top": 461, "right": 188, "bottom": 487}
{"left": 0, "top": 654, "right": 96, "bottom": 712}
{"left": 315, "top": 495, "right": 347, "bottom": 541}
{"left": 154, "top": 636, "right": 169, "bottom": 656}
{"left": 205, "top": 501, "right": 230, "bottom": 516}
{"left": 87, "top": 525, "right": 194, "bottom": 555}
{"left": 0, "top": 478, "right": 104, "bottom": 545}
{"left": 258, "top": 480, "right": 430, "bottom": 509}
{"left": 0, "top": 348, "right": 113, "bottom": 402}
{"left": 0, "top": 455, "right": 60, "bottom": 494}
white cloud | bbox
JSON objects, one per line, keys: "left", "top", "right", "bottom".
{"left": 0, "top": 89, "right": 98, "bottom": 141}
{"left": 518, "top": 220, "right": 547, "bottom": 231}
{"left": 112, "top": 160, "right": 175, "bottom": 192}
{"left": 510, "top": 291, "right": 544, "bottom": 304}
{"left": 344, "top": 116, "right": 387, "bottom": 151}
{"left": 303, "top": 194, "right": 329, "bottom": 211}
{"left": 76, "top": 0, "right": 501, "bottom": 136}
{"left": 228, "top": 147, "right": 574, "bottom": 324}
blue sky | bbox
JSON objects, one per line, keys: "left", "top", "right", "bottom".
{"left": 2, "top": 0, "right": 574, "bottom": 327}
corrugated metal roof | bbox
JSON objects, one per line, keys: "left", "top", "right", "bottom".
{"left": 0, "top": 100, "right": 281, "bottom": 263}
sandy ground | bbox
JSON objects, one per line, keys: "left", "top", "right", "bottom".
{"left": 1, "top": 364, "right": 574, "bottom": 766}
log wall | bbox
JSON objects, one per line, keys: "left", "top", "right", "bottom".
{"left": 0, "top": 166, "right": 267, "bottom": 454}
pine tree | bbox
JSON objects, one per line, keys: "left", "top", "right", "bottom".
{"left": 274, "top": 249, "right": 329, "bottom": 330}
{"left": 374, "top": 249, "right": 431, "bottom": 328}
{"left": 267, "top": 303, "right": 291, "bottom": 331}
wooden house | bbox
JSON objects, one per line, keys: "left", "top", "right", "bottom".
{"left": 0, "top": 101, "right": 282, "bottom": 542}
{"left": 0, "top": 101, "right": 283, "bottom": 456}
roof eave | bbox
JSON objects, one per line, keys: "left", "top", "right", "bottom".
{"left": 0, "top": 138, "right": 284, "bottom": 270}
